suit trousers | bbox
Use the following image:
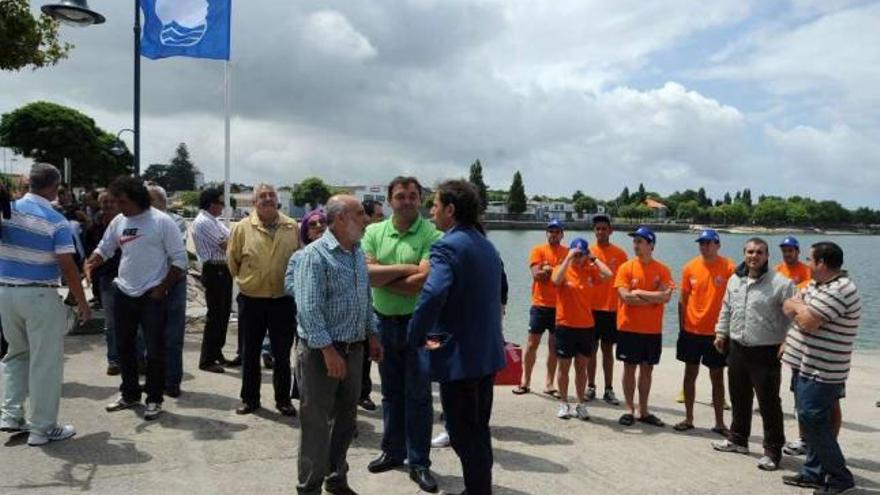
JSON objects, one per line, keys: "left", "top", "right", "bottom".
{"left": 199, "top": 263, "right": 234, "bottom": 366}
{"left": 237, "top": 294, "right": 294, "bottom": 406}
{"left": 296, "top": 342, "right": 363, "bottom": 494}
{"left": 727, "top": 340, "right": 785, "bottom": 456}
{"left": 441, "top": 373, "right": 496, "bottom": 495}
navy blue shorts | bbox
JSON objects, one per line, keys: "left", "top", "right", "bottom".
{"left": 528, "top": 306, "right": 556, "bottom": 335}
{"left": 616, "top": 331, "right": 662, "bottom": 365}
{"left": 592, "top": 310, "right": 618, "bottom": 344}
{"left": 676, "top": 330, "right": 726, "bottom": 369}
{"left": 555, "top": 326, "right": 595, "bottom": 358}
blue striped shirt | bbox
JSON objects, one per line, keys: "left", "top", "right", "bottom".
{"left": 0, "top": 193, "right": 75, "bottom": 284}
{"left": 287, "top": 230, "right": 376, "bottom": 349}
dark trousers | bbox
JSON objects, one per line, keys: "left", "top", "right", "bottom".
{"left": 796, "top": 375, "right": 854, "bottom": 489}
{"left": 0, "top": 320, "right": 7, "bottom": 359}
{"left": 199, "top": 263, "right": 234, "bottom": 366}
{"left": 238, "top": 294, "right": 294, "bottom": 407}
{"left": 727, "top": 341, "right": 785, "bottom": 456}
{"left": 361, "top": 339, "right": 372, "bottom": 401}
{"left": 378, "top": 316, "right": 433, "bottom": 468}
{"left": 114, "top": 288, "right": 167, "bottom": 404}
{"left": 297, "top": 342, "right": 363, "bottom": 494}
{"left": 441, "top": 373, "right": 496, "bottom": 495}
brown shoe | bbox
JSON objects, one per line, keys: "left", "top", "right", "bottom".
{"left": 106, "top": 363, "right": 121, "bottom": 376}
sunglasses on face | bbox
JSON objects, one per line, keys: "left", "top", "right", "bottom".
{"left": 308, "top": 219, "right": 325, "bottom": 228}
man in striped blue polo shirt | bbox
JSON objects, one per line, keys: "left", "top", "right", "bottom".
{"left": 781, "top": 241, "right": 860, "bottom": 495}
{"left": 0, "top": 163, "right": 91, "bottom": 446}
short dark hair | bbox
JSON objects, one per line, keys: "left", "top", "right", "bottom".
{"left": 436, "top": 179, "right": 480, "bottom": 227}
{"left": 362, "top": 198, "right": 381, "bottom": 216}
{"left": 199, "top": 187, "right": 223, "bottom": 210}
{"left": 387, "top": 176, "right": 423, "bottom": 199}
{"left": 744, "top": 237, "right": 769, "bottom": 254}
{"left": 811, "top": 241, "right": 844, "bottom": 270}
{"left": 109, "top": 175, "right": 151, "bottom": 210}
{"left": 592, "top": 214, "right": 611, "bottom": 226}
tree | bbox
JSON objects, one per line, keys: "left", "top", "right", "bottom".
{"left": 751, "top": 198, "right": 788, "bottom": 226}
{"left": 742, "top": 188, "right": 752, "bottom": 208}
{"left": 143, "top": 163, "right": 170, "bottom": 188}
{"left": 634, "top": 182, "right": 647, "bottom": 204}
{"left": 468, "top": 159, "right": 488, "bottom": 212}
{"left": 507, "top": 171, "right": 527, "bottom": 215}
{"left": 572, "top": 190, "right": 584, "bottom": 203}
{"left": 697, "top": 187, "right": 711, "bottom": 207}
{"left": 676, "top": 200, "right": 700, "bottom": 220}
{"left": 0, "top": 0, "right": 72, "bottom": 71}
{"left": 163, "top": 143, "right": 197, "bottom": 192}
{"left": 723, "top": 192, "right": 732, "bottom": 204}
{"left": 293, "top": 177, "right": 332, "bottom": 208}
{"left": 0, "top": 101, "right": 131, "bottom": 187}
{"left": 573, "top": 195, "right": 597, "bottom": 215}
{"left": 618, "top": 186, "right": 630, "bottom": 204}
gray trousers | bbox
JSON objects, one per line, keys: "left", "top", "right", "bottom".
{"left": 296, "top": 341, "right": 363, "bottom": 494}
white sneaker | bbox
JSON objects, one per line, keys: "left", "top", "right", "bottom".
{"left": 557, "top": 403, "right": 572, "bottom": 420}
{"left": 0, "top": 416, "right": 27, "bottom": 432}
{"left": 431, "top": 431, "right": 450, "bottom": 448}
{"left": 783, "top": 439, "right": 807, "bottom": 456}
{"left": 575, "top": 403, "right": 591, "bottom": 421}
{"left": 144, "top": 402, "right": 162, "bottom": 420}
{"left": 28, "top": 424, "right": 75, "bottom": 446}
{"left": 711, "top": 439, "right": 749, "bottom": 454}
{"left": 757, "top": 455, "right": 779, "bottom": 471}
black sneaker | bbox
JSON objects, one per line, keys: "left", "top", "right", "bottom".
{"left": 782, "top": 474, "right": 821, "bottom": 489}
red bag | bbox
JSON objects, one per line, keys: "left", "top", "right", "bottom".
{"left": 494, "top": 342, "right": 523, "bottom": 386}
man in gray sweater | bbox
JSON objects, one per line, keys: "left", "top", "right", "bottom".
{"left": 710, "top": 237, "right": 795, "bottom": 471}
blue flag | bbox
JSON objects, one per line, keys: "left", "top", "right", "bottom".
{"left": 141, "top": 0, "right": 230, "bottom": 60}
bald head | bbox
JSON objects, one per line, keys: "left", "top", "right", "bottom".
{"left": 326, "top": 194, "right": 367, "bottom": 247}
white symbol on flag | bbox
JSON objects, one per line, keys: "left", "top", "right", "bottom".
{"left": 156, "top": 0, "right": 209, "bottom": 47}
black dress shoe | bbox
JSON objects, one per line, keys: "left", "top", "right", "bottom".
{"left": 276, "top": 403, "right": 297, "bottom": 417}
{"left": 262, "top": 353, "right": 274, "bottom": 369}
{"left": 367, "top": 452, "right": 404, "bottom": 473}
{"left": 165, "top": 386, "right": 181, "bottom": 398}
{"left": 409, "top": 466, "right": 438, "bottom": 493}
{"left": 199, "top": 363, "right": 225, "bottom": 374}
{"left": 358, "top": 397, "right": 377, "bottom": 411}
{"left": 324, "top": 485, "right": 359, "bottom": 495}
{"left": 235, "top": 402, "right": 260, "bottom": 415}
{"left": 224, "top": 356, "right": 242, "bottom": 367}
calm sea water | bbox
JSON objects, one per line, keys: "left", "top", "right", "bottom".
{"left": 487, "top": 230, "right": 880, "bottom": 349}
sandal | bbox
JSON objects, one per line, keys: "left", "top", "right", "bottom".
{"left": 618, "top": 413, "right": 635, "bottom": 426}
{"left": 711, "top": 426, "right": 729, "bottom": 437}
{"left": 543, "top": 389, "right": 561, "bottom": 399}
{"left": 638, "top": 414, "right": 666, "bottom": 427}
{"left": 673, "top": 421, "right": 694, "bottom": 432}
{"left": 512, "top": 386, "right": 530, "bottom": 395}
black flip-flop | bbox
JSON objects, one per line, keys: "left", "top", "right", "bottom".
{"left": 638, "top": 414, "right": 666, "bottom": 427}
{"left": 618, "top": 413, "right": 635, "bottom": 426}
{"left": 512, "top": 386, "right": 530, "bottom": 395}
{"left": 673, "top": 421, "right": 694, "bottom": 432}
{"left": 543, "top": 389, "right": 561, "bottom": 399}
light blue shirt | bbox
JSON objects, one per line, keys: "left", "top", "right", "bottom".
{"left": 287, "top": 230, "right": 376, "bottom": 349}
{"left": 0, "top": 193, "right": 75, "bottom": 285}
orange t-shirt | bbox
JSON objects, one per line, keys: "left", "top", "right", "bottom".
{"left": 589, "top": 243, "right": 629, "bottom": 312}
{"left": 553, "top": 263, "right": 602, "bottom": 328}
{"left": 775, "top": 262, "right": 811, "bottom": 289}
{"left": 680, "top": 256, "right": 736, "bottom": 335}
{"left": 529, "top": 243, "right": 569, "bottom": 308}
{"left": 614, "top": 258, "right": 675, "bottom": 334}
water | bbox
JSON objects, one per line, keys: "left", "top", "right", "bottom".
{"left": 487, "top": 230, "right": 880, "bottom": 349}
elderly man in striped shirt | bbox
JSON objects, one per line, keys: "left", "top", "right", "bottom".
{"left": 289, "top": 194, "right": 383, "bottom": 495}
{"left": 0, "top": 163, "right": 91, "bottom": 445}
{"left": 192, "top": 187, "right": 236, "bottom": 373}
{"left": 781, "top": 241, "right": 860, "bottom": 495}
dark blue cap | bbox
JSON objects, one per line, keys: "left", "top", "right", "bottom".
{"left": 628, "top": 226, "right": 656, "bottom": 244}
{"left": 547, "top": 219, "right": 565, "bottom": 230}
{"left": 780, "top": 236, "right": 799, "bottom": 248}
{"left": 569, "top": 237, "right": 589, "bottom": 253}
{"left": 696, "top": 229, "right": 720, "bottom": 243}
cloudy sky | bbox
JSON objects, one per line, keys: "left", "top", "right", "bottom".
{"left": 2, "top": 0, "right": 878, "bottom": 207}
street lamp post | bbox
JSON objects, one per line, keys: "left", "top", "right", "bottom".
{"left": 42, "top": 0, "right": 143, "bottom": 176}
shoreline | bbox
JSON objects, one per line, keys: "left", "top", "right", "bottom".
{"left": 484, "top": 220, "right": 880, "bottom": 235}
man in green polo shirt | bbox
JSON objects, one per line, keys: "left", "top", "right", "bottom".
{"left": 363, "top": 176, "right": 442, "bottom": 493}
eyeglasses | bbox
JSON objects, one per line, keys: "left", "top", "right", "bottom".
{"left": 308, "top": 219, "right": 325, "bottom": 228}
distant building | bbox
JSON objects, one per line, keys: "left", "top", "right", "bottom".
{"left": 194, "top": 170, "right": 205, "bottom": 189}
{"left": 644, "top": 198, "right": 668, "bottom": 220}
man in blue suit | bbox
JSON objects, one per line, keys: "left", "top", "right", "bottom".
{"left": 408, "top": 180, "right": 506, "bottom": 495}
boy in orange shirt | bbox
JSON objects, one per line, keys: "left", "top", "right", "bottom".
{"left": 674, "top": 229, "right": 735, "bottom": 434}
{"left": 514, "top": 219, "right": 568, "bottom": 397}
{"left": 614, "top": 226, "right": 674, "bottom": 427}
{"left": 551, "top": 238, "right": 612, "bottom": 420}
{"left": 776, "top": 236, "right": 811, "bottom": 289}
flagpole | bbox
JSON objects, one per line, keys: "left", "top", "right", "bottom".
{"left": 223, "top": 60, "right": 231, "bottom": 227}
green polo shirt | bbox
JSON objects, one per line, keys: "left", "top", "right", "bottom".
{"left": 362, "top": 216, "right": 442, "bottom": 316}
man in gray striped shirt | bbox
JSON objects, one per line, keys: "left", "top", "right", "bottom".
{"left": 781, "top": 241, "right": 859, "bottom": 494}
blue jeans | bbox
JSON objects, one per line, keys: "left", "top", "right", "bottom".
{"left": 164, "top": 279, "right": 187, "bottom": 390}
{"left": 795, "top": 374, "right": 854, "bottom": 489}
{"left": 98, "top": 275, "right": 118, "bottom": 364}
{"left": 377, "top": 316, "right": 433, "bottom": 468}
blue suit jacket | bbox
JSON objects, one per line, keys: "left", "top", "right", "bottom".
{"left": 408, "top": 224, "right": 506, "bottom": 383}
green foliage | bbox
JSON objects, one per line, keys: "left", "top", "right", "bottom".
{"left": 507, "top": 171, "right": 527, "bottom": 215}
{"left": 0, "top": 101, "right": 131, "bottom": 187}
{"left": 675, "top": 200, "right": 700, "bottom": 220}
{"left": 0, "top": 0, "right": 72, "bottom": 71}
{"left": 573, "top": 195, "right": 598, "bottom": 215}
{"left": 618, "top": 204, "right": 651, "bottom": 220}
{"left": 468, "top": 159, "right": 489, "bottom": 212}
{"left": 142, "top": 143, "right": 197, "bottom": 192}
{"left": 176, "top": 190, "right": 200, "bottom": 207}
{"left": 487, "top": 189, "right": 508, "bottom": 202}
{"left": 293, "top": 177, "right": 331, "bottom": 208}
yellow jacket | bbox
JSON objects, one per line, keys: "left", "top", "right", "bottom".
{"left": 227, "top": 211, "right": 300, "bottom": 298}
